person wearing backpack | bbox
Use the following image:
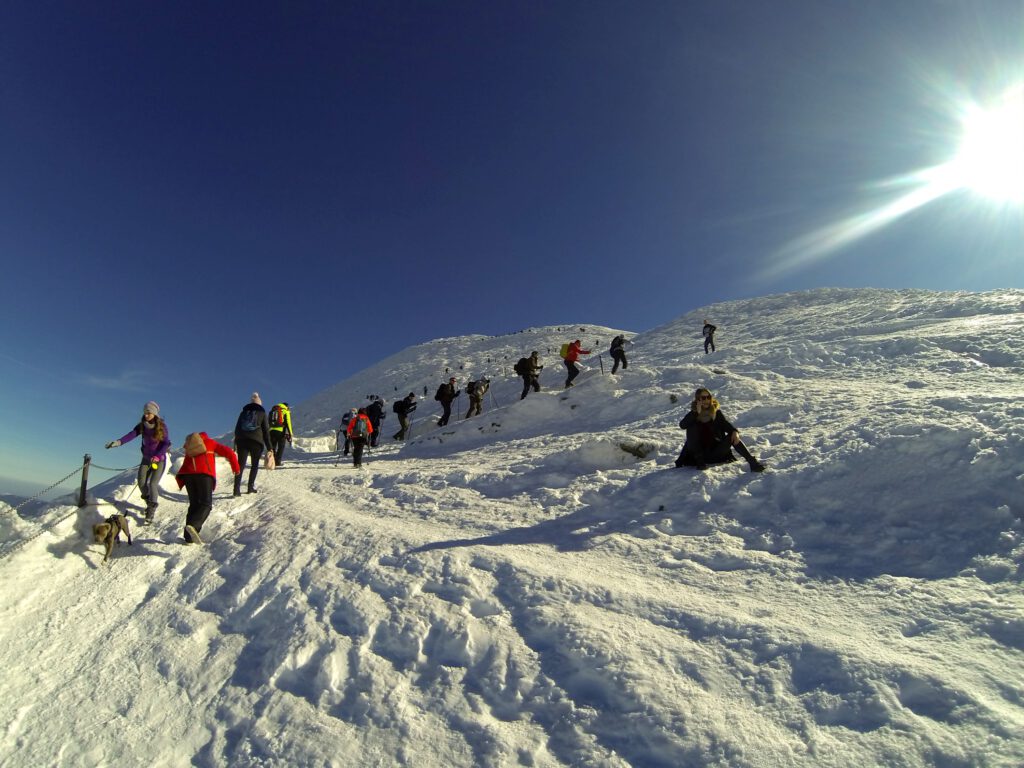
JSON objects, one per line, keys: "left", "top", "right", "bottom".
{"left": 516, "top": 351, "right": 543, "bottom": 400}
{"left": 434, "top": 378, "right": 460, "bottom": 427}
{"left": 392, "top": 392, "right": 417, "bottom": 440}
{"left": 702, "top": 320, "right": 717, "bottom": 354}
{"left": 268, "top": 402, "right": 293, "bottom": 466}
{"left": 337, "top": 408, "right": 357, "bottom": 455}
{"left": 233, "top": 392, "right": 273, "bottom": 496}
{"left": 175, "top": 431, "right": 240, "bottom": 544}
{"left": 563, "top": 340, "right": 591, "bottom": 388}
{"left": 610, "top": 335, "right": 629, "bottom": 374}
{"left": 365, "top": 397, "right": 386, "bottom": 447}
{"left": 345, "top": 407, "right": 374, "bottom": 468}
{"left": 105, "top": 400, "right": 171, "bottom": 524}
{"left": 465, "top": 378, "right": 490, "bottom": 418}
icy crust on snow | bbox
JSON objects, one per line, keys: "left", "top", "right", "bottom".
{"left": 1, "top": 288, "right": 1023, "bottom": 767}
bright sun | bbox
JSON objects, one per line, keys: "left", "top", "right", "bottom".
{"left": 948, "top": 84, "right": 1024, "bottom": 204}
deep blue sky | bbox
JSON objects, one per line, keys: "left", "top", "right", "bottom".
{"left": 2, "top": 1, "right": 1021, "bottom": 495}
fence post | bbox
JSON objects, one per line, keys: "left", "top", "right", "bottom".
{"left": 78, "top": 454, "right": 91, "bottom": 507}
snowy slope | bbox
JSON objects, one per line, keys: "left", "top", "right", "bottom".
{"left": 1, "top": 288, "right": 1022, "bottom": 768}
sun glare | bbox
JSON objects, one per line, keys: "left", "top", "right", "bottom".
{"left": 949, "top": 85, "right": 1024, "bottom": 203}
{"left": 764, "top": 81, "right": 1024, "bottom": 279}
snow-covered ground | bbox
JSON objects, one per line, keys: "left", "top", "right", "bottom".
{"left": 1, "top": 288, "right": 1022, "bottom": 767}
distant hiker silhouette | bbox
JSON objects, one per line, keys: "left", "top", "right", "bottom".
{"left": 702, "top": 320, "right": 717, "bottom": 354}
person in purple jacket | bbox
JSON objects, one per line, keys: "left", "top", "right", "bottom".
{"left": 105, "top": 400, "right": 171, "bottom": 524}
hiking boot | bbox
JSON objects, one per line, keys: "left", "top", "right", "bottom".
{"left": 749, "top": 460, "right": 766, "bottom": 473}
{"left": 233, "top": 490, "right": 242, "bottom": 497}
{"left": 247, "top": 487, "right": 258, "bottom": 494}
{"left": 145, "top": 508, "right": 155, "bottom": 524}
{"left": 183, "top": 525, "right": 203, "bottom": 544}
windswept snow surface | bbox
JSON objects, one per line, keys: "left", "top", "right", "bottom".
{"left": 2, "top": 289, "right": 1023, "bottom": 767}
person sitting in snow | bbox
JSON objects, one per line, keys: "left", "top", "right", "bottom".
{"left": 674, "top": 387, "right": 765, "bottom": 473}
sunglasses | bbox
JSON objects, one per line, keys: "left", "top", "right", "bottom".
{"left": 697, "top": 394, "right": 712, "bottom": 401}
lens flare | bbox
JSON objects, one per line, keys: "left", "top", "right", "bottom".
{"left": 766, "top": 83, "right": 1023, "bottom": 279}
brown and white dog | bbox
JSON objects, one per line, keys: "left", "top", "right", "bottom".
{"left": 92, "top": 514, "right": 133, "bottom": 563}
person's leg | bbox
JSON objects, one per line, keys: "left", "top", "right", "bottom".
{"left": 733, "top": 440, "right": 765, "bottom": 471}
{"left": 137, "top": 463, "right": 149, "bottom": 504}
{"left": 521, "top": 376, "right": 530, "bottom": 399}
{"left": 353, "top": 438, "right": 364, "bottom": 467}
{"left": 183, "top": 474, "right": 214, "bottom": 539}
{"left": 564, "top": 360, "right": 572, "bottom": 388}
{"left": 272, "top": 431, "right": 287, "bottom": 465}
{"left": 247, "top": 444, "right": 263, "bottom": 490}
{"left": 143, "top": 461, "right": 163, "bottom": 521}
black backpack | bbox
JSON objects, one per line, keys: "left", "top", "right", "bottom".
{"left": 466, "top": 380, "right": 477, "bottom": 395}
{"left": 514, "top": 357, "right": 530, "bottom": 375}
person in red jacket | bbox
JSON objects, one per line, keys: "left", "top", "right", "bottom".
{"left": 345, "top": 408, "right": 374, "bottom": 468}
{"left": 563, "top": 339, "right": 591, "bottom": 388}
{"left": 175, "top": 432, "right": 240, "bottom": 544}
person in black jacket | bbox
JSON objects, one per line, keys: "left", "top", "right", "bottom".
{"left": 610, "top": 335, "right": 628, "bottom": 374}
{"left": 434, "top": 377, "right": 460, "bottom": 426}
{"left": 365, "top": 397, "right": 386, "bottom": 447}
{"left": 702, "top": 320, "right": 717, "bottom": 354}
{"left": 674, "top": 388, "right": 765, "bottom": 472}
{"left": 392, "top": 393, "right": 417, "bottom": 441}
{"left": 233, "top": 392, "right": 274, "bottom": 495}
{"left": 517, "top": 351, "right": 543, "bottom": 399}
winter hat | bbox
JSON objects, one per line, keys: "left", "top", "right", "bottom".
{"left": 143, "top": 401, "right": 160, "bottom": 416}
{"left": 251, "top": 392, "right": 262, "bottom": 404}
{"left": 408, "top": 392, "right": 416, "bottom": 398}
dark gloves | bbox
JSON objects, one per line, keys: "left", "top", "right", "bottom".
{"left": 105, "top": 440, "right": 121, "bottom": 449}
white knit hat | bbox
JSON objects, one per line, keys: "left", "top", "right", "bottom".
{"left": 251, "top": 392, "right": 262, "bottom": 404}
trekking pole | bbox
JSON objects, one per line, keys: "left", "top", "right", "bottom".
{"left": 599, "top": 354, "right": 605, "bottom": 374}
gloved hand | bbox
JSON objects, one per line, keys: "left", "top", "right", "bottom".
{"left": 106, "top": 440, "right": 121, "bottom": 449}
{"left": 286, "top": 435, "right": 292, "bottom": 443}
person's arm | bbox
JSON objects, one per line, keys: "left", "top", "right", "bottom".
{"left": 213, "top": 441, "right": 241, "bottom": 474}
{"left": 261, "top": 412, "right": 273, "bottom": 451}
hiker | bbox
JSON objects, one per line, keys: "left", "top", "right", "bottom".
{"left": 434, "top": 377, "right": 460, "bottom": 427}
{"left": 233, "top": 392, "right": 273, "bottom": 496}
{"left": 365, "top": 397, "right": 386, "bottom": 447}
{"left": 175, "top": 431, "right": 240, "bottom": 544}
{"left": 703, "top": 320, "right": 717, "bottom": 354}
{"left": 105, "top": 400, "right": 171, "bottom": 524}
{"left": 338, "top": 408, "right": 357, "bottom": 455}
{"left": 610, "top": 335, "right": 629, "bottom": 374}
{"left": 268, "top": 402, "right": 293, "bottom": 466}
{"left": 563, "top": 339, "right": 591, "bottom": 388}
{"left": 674, "top": 388, "right": 765, "bottom": 473}
{"left": 346, "top": 407, "right": 374, "bottom": 468}
{"left": 516, "top": 351, "right": 543, "bottom": 399}
{"left": 465, "top": 377, "right": 490, "bottom": 418}
{"left": 392, "top": 392, "right": 417, "bottom": 440}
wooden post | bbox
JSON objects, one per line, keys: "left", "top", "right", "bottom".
{"left": 78, "top": 454, "right": 91, "bottom": 507}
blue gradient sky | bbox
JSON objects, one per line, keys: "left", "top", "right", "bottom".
{"left": 2, "top": 1, "right": 1021, "bottom": 496}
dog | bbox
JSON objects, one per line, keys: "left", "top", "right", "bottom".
{"left": 92, "top": 514, "right": 133, "bottom": 563}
